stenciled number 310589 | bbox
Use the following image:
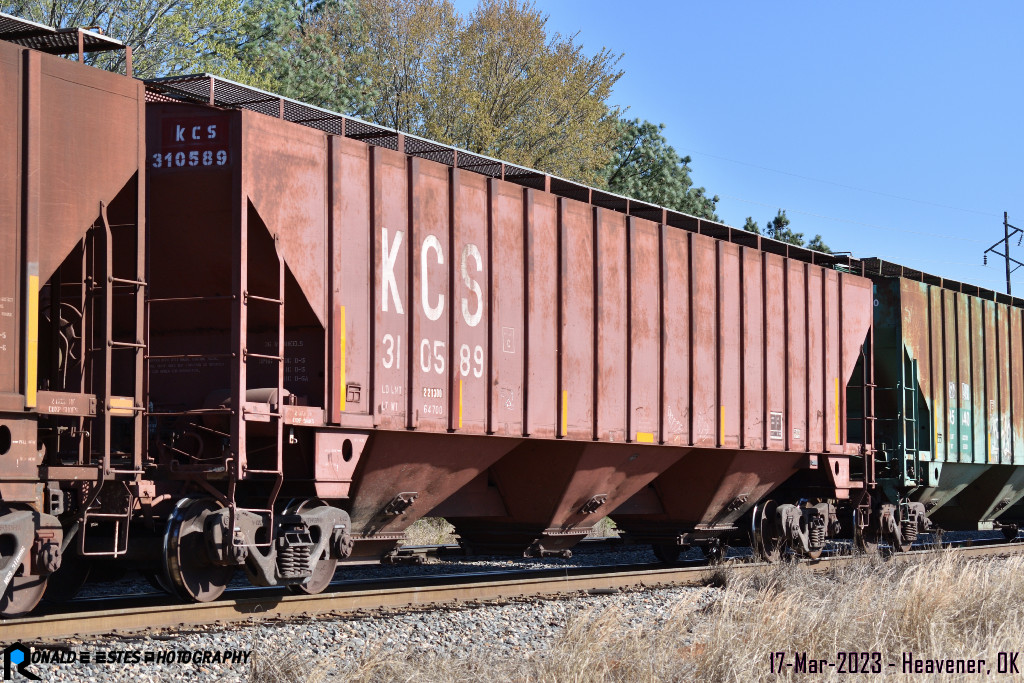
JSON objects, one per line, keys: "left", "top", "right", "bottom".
{"left": 152, "top": 150, "right": 228, "bottom": 168}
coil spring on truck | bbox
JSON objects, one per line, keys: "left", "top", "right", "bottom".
{"left": 276, "top": 522, "right": 313, "bottom": 579}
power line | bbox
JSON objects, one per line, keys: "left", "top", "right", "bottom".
{"left": 720, "top": 194, "right": 989, "bottom": 244}
{"left": 684, "top": 148, "right": 1001, "bottom": 218}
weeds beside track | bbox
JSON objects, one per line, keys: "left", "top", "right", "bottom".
{"left": 5, "top": 539, "right": 1022, "bottom": 650}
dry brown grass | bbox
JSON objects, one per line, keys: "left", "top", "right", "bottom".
{"left": 403, "top": 516, "right": 618, "bottom": 548}
{"left": 256, "top": 550, "right": 1024, "bottom": 681}
{"left": 402, "top": 517, "right": 457, "bottom": 546}
{"left": 587, "top": 517, "right": 620, "bottom": 538}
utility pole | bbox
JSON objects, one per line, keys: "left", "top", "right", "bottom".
{"left": 984, "top": 212, "right": 1024, "bottom": 295}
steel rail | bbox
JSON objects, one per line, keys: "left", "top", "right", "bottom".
{"left": 5, "top": 540, "right": 1024, "bottom": 643}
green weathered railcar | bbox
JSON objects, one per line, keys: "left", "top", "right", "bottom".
{"left": 867, "top": 258, "right": 1024, "bottom": 539}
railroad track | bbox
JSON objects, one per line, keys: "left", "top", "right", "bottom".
{"left": 5, "top": 538, "right": 1023, "bottom": 643}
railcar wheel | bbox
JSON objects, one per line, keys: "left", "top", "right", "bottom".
{"left": 0, "top": 531, "right": 47, "bottom": 617}
{"left": 1002, "top": 524, "right": 1019, "bottom": 541}
{"left": 164, "top": 497, "right": 234, "bottom": 602}
{"left": 286, "top": 499, "right": 339, "bottom": 595}
{"left": 853, "top": 507, "right": 879, "bottom": 555}
{"left": 0, "top": 575, "right": 48, "bottom": 617}
{"left": 652, "top": 543, "right": 681, "bottom": 564}
{"left": 289, "top": 555, "right": 338, "bottom": 595}
{"left": 142, "top": 569, "right": 174, "bottom": 595}
{"left": 751, "top": 500, "right": 783, "bottom": 562}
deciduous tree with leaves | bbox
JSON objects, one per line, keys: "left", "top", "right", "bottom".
{"left": 1, "top": 0, "right": 370, "bottom": 112}
{"left": 6, "top": 0, "right": 733, "bottom": 214}
{"left": 334, "top": 0, "right": 624, "bottom": 184}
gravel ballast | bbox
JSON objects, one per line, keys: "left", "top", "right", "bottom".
{"left": 22, "top": 530, "right": 1008, "bottom": 681}
{"left": 35, "top": 584, "right": 718, "bottom": 682}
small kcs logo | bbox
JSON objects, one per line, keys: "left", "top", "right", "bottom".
{"left": 3, "top": 643, "right": 39, "bottom": 680}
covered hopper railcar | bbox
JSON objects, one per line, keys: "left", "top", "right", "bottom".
{"left": 0, "top": 14, "right": 143, "bottom": 615}
{"left": 863, "top": 259, "right": 1024, "bottom": 547}
{"left": 3, "top": 11, "right": 1024, "bottom": 618}
{"left": 140, "top": 74, "right": 880, "bottom": 574}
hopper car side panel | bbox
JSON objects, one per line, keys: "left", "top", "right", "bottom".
{"left": 718, "top": 242, "right": 741, "bottom": 448}
{"left": 1013, "top": 306, "right": 1024, "bottom": 464}
{"left": 559, "top": 198, "right": 595, "bottom": 440}
{"left": 488, "top": 178, "right": 525, "bottom": 437}
{"left": 372, "top": 147, "right": 409, "bottom": 430}
{"left": 740, "top": 248, "right": 764, "bottom": 449}
{"left": 929, "top": 286, "right": 946, "bottom": 461}
{"left": 996, "top": 304, "right": 1011, "bottom": 464}
{"left": 408, "top": 157, "right": 450, "bottom": 432}
{"left": 764, "top": 254, "right": 786, "bottom": 452}
{"left": 806, "top": 266, "right": 823, "bottom": 454}
{"left": 691, "top": 234, "right": 717, "bottom": 446}
{"left": 0, "top": 40, "right": 19, "bottom": 400}
{"left": 595, "top": 207, "right": 627, "bottom": 442}
{"left": 956, "top": 293, "right": 972, "bottom": 462}
{"left": 628, "top": 217, "right": 660, "bottom": 445}
{"left": 660, "top": 227, "right": 690, "bottom": 446}
{"left": 825, "top": 270, "right": 841, "bottom": 450}
{"left": 525, "top": 191, "right": 558, "bottom": 438}
{"left": 786, "top": 262, "right": 807, "bottom": 451}
{"left": 971, "top": 299, "right": 985, "bottom": 464}
{"left": 330, "top": 136, "right": 372, "bottom": 422}
{"left": 450, "top": 169, "right": 489, "bottom": 435}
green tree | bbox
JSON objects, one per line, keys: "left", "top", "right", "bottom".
{"left": 448, "top": 0, "right": 622, "bottom": 184}
{"left": 806, "top": 234, "right": 832, "bottom": 254}
{"left": 239, "top": 0, "right": 372, "bottom": 114}
{"left": 764, "top": 209, "right": 801, "bottom": 245}
{"left": 328, "top": 0, "right": 461, "bottom": 132}
{"left": 602, "top": 118, "right": 718, "bottom": 220}
{"left": 1, "top": 0, "right": 370, "bottom": 112}
{"left": 743, "top": 209, "right": 832, "bottom": 252}
{"left": 336, "top": 0, "right": 623, "bottom": 185}
{"left": 2, "top": 0, "right": 256, "bottom": 76}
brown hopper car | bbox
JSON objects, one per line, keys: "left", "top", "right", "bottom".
{"left": 3, "top": 12, "right": 1019, "bottom": 618}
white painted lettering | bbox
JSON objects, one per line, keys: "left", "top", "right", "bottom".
{"left": 421, "top": 235, "right": 444, "bottom": 321}
{"left": 381, "top": 228, "right": 404, "bottom": 315}
{"left": 175, "top": 125, "right": 185, "bottom": 142}
{"left": 420, "top": 338, "right": 432, "bottom": 373}
{"left": 461, "top": 244, "right": 483, "bottom": 327}
{"left": 192, "top": 125, "right": 201, "bottom": 140}
{"left": 208, "top": 124, "right": 217, "bottom": 139}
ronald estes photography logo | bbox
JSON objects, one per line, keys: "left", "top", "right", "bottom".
{"left": 0, "top": 642, "right": 251, "bottom": 677}
{"left": 3, "top": 643, "right": 39, "bottom": 680}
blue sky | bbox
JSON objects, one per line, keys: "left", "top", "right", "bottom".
{"left": 454, "top": 1, "right": 1024, "bottom": 292}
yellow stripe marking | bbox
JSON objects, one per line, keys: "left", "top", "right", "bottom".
{"left": 719, "top": 405, "right": 725, "bottom": 446}
{"left": 561, "top": 390, "right": 568, "bottom": 436}
{"left": 459, "top": 380, "right": 463, "bottom": 429}
{"left": 26, "top": 275, "right": 38, "bottom": 408}
{"left": 834, "top": 377, "right": 840, "bottom": 444}
{"left": 636, "top": 432, "right": 654, "bottom": 444}
{"left": 339, "top": 305, "right": 346, "bottom": 413}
